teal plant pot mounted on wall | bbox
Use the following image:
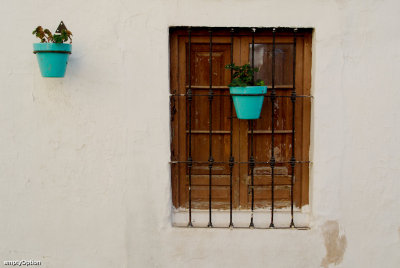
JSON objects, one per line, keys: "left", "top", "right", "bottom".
{"left": 33, "top": 43, "right": 71, "bottom": 77}
{"left": 230, "top": 86, "right": 268, "bottom": 119}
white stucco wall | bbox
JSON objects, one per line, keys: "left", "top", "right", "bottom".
{"left": 1, "top": 0, "right": 400, "bottom": 267}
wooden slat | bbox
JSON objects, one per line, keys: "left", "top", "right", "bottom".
{"left": 294, "top": 37, "right": 304, "bottom": 208}
{"left": 239, "top": 36, "right": 249, "bottom": 208}
{"left": 301, "top": 32, "right": 312, "bottom": 206}
{"left": 170, "top": 31, "right": 179, "bottom": 207}
{"left": 189, "top": 175, "right": 230, "bottom": 185}
{"left": 191, "top": 185, "right": 230, "bottom": 200}
{"left": 254, "top": 200, "right": 291, "bottom": 209}
{"left": 253, "top": 165, "right": 289, "bottom": 175}
{"left": 251, "top": 186, "right": 291, "bottom": 200}
{"left": 252, "top": 175, "right": 292, "bottom": 185}
{"left": 177, "top": 36, "right": 188, "bottom": 207}
{"left": 232, "top": 35, "right": 242, "bottom": 208}
{"left": 191, "top": 164, "right": 229, "bottom": 175}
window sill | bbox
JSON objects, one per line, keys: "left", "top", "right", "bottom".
{"left": 172, "top": 206, "right": 310, "bottom": 229}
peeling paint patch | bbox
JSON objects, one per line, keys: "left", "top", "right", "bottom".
{"left": 321, "top": 221, "right": 347, "bottom": 268}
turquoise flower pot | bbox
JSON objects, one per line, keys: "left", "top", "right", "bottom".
{"left": 33, "top": 43, "right": 71, "bottom": 77}
{"left": 230, "top": 86, "right": 268, "bottom": 119}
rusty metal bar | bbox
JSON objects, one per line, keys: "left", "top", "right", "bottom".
{"left": 170, "top": 94, "right": 313, "bottom": 98}
{"left": 269, "top": 28, "right": 276, "bottom": 228}
{"left": 249, "top": 28, "right": 256, "bottom": 228}
{"left": 229, "top": 28, "right": 234, "bottom": 228}
{"left": 290, "top": 28, "right": 297, "bottom": 228}
{"left": 170, "top": 160, "right": 311, "bottom": 165}
{"left": 207, "top": 29, "right": 214, "bottom": 228}
{"left": 187, "top": 27, "right": 193, "bottom": 227}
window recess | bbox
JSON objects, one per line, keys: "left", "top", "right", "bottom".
{"left": 170, "top": 27, "right": 313, "bottom": 229}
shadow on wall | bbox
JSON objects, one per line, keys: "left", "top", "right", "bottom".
{"left": 321, "top": 221, "right": 347, "bottom": 268}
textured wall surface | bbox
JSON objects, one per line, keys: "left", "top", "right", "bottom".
{"left": 1, "top": 0, "right": 400, "bottom": 267}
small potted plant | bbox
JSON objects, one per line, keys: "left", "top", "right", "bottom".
{"left": 32, "top": 21, "right": 72, "bottom": 77}
{"left": 225, "top": 63, "right": 267, "bottom": 119}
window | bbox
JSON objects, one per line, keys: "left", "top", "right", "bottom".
{"left": 170, "top": 27, "right": 312, "bottom": 228}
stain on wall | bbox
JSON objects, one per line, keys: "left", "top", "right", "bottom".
{"left": 321, "top": 221, "right": 347, "bottom": 268}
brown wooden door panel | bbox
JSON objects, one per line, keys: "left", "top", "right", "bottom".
{"left": 170, "top": 30, "right": 311, "bottom": 210}
{"left": 239, "top": 36, "right": 308, "bottom": 209}
{"left": 175, "top": 35, "right": 241, "bottom": 209}
{"left": 187, "top": 43, "right": 233, "bottom": 179}
{"left": 188, "top": 44, "right": 231, "bottom": 133}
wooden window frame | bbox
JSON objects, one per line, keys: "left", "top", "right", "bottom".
{"left": 170, "top": 28, "right": 312, "bottom": 214}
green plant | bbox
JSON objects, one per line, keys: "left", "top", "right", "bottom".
{"left": 32, "top": 26, "right": 72, "bottom": 44}
{"left": 225, "top": 63, "right": 265, "bottom": 87}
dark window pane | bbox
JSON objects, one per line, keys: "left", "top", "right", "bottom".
{"left": 250, "top": 44, "right": 293, "bottom": 86}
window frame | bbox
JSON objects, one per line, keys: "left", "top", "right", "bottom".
{"left": 169, "top": 27, "right": 312, "bottom": 228}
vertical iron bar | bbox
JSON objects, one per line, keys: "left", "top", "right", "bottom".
{"left": 269, "top": 28, "right": 276, "bottom": 228}
{"left": 208, "top": 29, "right": 214, "bottom": 228}
{"left": 251, "top": 28, "right": 255, "bottom": 84}
{"left": 187, "top": 27, "right": 193, "bottom": 227}
{"left": 249, "top": 120, "right": 255, "bottom": 228}
{"left": 249, "top": 28, "right": 256, "bottom": 228}
{"left": 290, "top": 28, "right": 297, "bottom": 228}
{"left": 229, "top": 28, "right": 234, "bottom": 228}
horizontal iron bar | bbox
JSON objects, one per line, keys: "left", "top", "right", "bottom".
{"left": 185, "top": 130, "right": 294, "bottom": 134}
{"left": 171, "top": 94, "right": 313, "bottom": 98}
{"left": 185, "top": 85, "right": 294, "bottom": 90}
{"left": 33, "top": 50, "right": 71, "bottom": 54}
{"left": 186, "top": 130, "right": 230, "bottom": 134}
{"left": 186, "top": 85, "right": 228, "bottom": 90}
{"left": 170, "top": 160, "right": 311, "bottom": 164}
{"left": 174, "top": 225, "right": 310, "bottom": 230}
{"left": 247, "top": 185, "right": 291, "bottom": 190}
{"left": 247, "top": 130, "right": 293, "bottom": 134}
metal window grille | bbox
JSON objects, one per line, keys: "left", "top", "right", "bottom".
{"left": 170, "top": 27, "right": 313, "bottom": 229}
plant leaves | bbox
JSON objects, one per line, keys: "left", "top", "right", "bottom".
{"left": 225, "top": 63, "right": 265, "bottom": 87}
{"left": 32, "top": 25, "right": 72, "bottom": 44}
